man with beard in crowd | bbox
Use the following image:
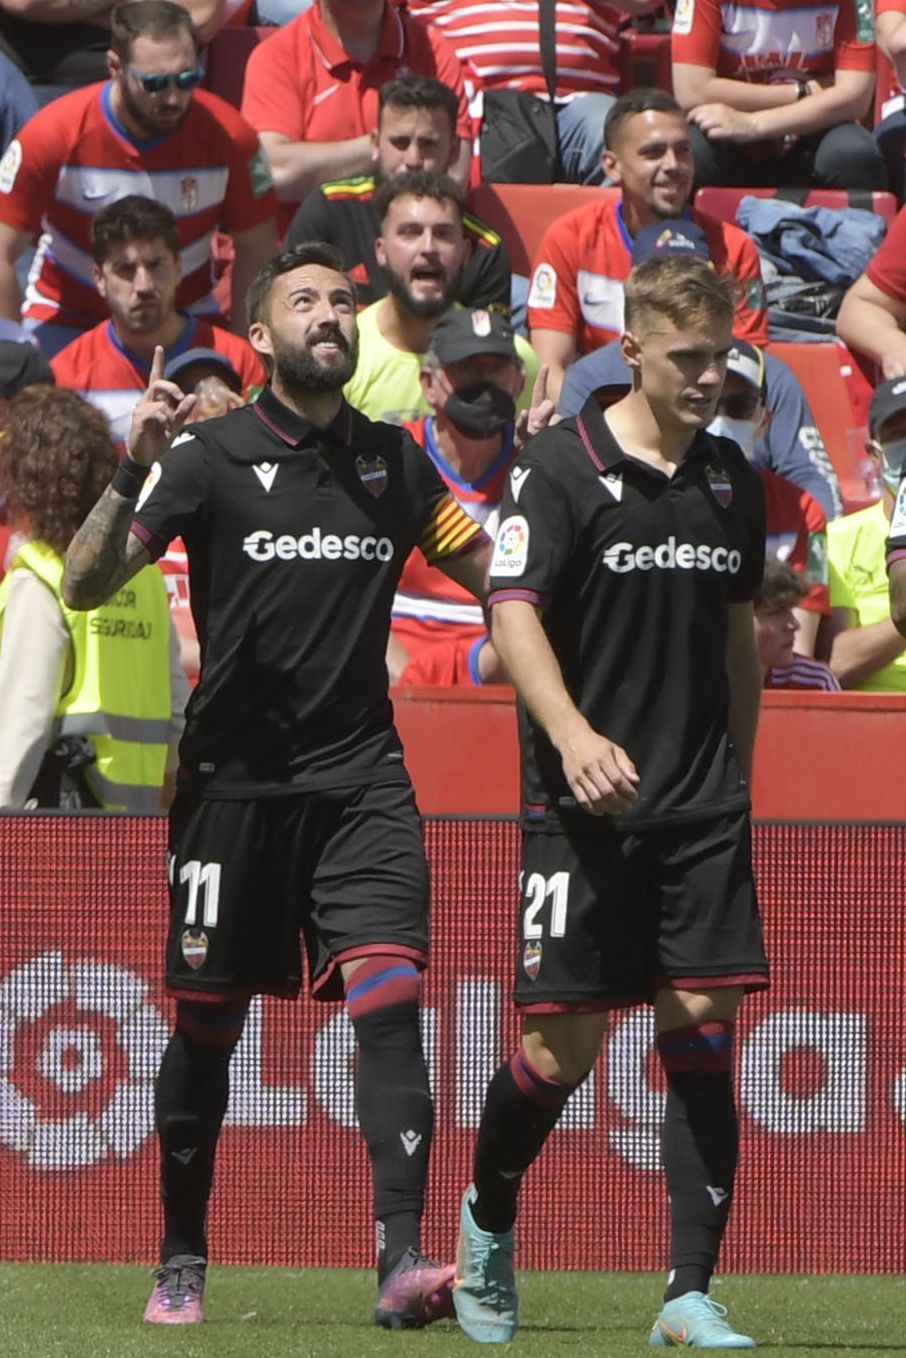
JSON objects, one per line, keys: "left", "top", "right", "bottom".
{"left": 344, "top": 169, "right": 537, "bottom": 426}
{"left": 52, "top": 196, "right": 264, "bottom": 444}
{"left": 285, "top": 74, "right": 510, "bottom": 315}
{"left": 62, "top": 242, "right": 492, "bottom": 1329}
{"left": 0, "top": 0, "right": 276, "bottom": 356}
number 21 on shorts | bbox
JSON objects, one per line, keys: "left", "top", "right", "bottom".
{"left": 521, "top": 870, "right": 570, "bottom": 938}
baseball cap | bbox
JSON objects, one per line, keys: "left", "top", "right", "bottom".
{"left": 869, "top": 377, "right": 906, "bottom": 439}
{"left": 631, "top": 219, "right": 712, "bottom": 266}
{"left": 0, "top": 339, "right": 55, "bottom": 397}
{"left": 427, "top": 308, "right": 519, "bottom": 365}
{"left": 725, "top": 340, "right": 765, "bottom": 394}
{"left": 164, "top": 347, "right": 242, "bottom": 394}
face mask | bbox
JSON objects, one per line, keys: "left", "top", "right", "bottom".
{"left": 708, "top": 413, "right": 757, "bottom": 460}
{"left": 879, "top": 437, "right": 906, "bottom": 494}
{"left": 443, "top": 381, "right": 516, "bottom": 439}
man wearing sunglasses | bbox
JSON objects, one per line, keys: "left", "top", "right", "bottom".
{"left": 0, "top": 0, "right": 277, "bottom": 358}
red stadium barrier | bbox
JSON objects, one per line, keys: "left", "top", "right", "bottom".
{"left": 1, "top": 814, "right": 904, "bottom": 1273}
{"left": 394, "top": 687, "right": 906, "bottom": 822}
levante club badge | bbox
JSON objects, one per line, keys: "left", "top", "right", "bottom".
{"left": 356, "top": 455, "right": 388, "bottom": 497}
{"left": 706, "top": 464, "right": 733, "bottom": 507}
{"left": 523, "top": 941, "right": 542, "bottom": 981}
{"left": 181, "top": 930, "right": 209, "bottom": 971}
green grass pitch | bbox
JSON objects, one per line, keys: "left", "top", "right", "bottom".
{"left": 3, "top": 1266, "right": 904, "bottom": 1357}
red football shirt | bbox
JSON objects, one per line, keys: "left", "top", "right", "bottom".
{"left": 52, "top": 316, "right": 265, "bottom": 444}
{"left": 527, "top": 196, "right": 768, "bottom": 351}
{"left": 671, "top": 0, "right": 874, "bottom": 82}
{"left": 408, "top": 0, "right": 622, "bottom": 97}
{"left": 0, "top": 82, "right": 276, "bottom": 329}
{"left": 241, "top": 1, "right": 472, "bottom": 146}
{"left": 866, "top": 201, "right": 906, "bottom": 301}
{"left": 759, "top": 464, "right": 829, "bottom": 614}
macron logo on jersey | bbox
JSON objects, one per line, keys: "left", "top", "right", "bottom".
{"left": 253, "top": 463, "right": 278, "bottom": 493}
{"left": 602, "top": 537, "right": 742, "bottom": 575}
{"left": 242, "top": 527, "right": 394, "bottom": 563}
{"left": 599, "top": 472, "right": 622, "bottom": 502}
{"left": 510, "top": 467, "right": 531, "bottom": 503}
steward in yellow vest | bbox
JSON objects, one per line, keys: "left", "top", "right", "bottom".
{"left": 0, "top": 539, "right": 174, "bottom": 810}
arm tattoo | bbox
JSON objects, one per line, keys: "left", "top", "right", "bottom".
{"left": 63, "top": 487, "right": 150, "bottom": 610}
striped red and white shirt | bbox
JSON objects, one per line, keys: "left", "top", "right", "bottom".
{"left": 671, "top": 0, "right": 875, "bottom": 83}
{"left": 0, "top": 82, "right": 276, "bottom": 331}
{"left": 408, "top": 0, "right": 622, "bottom": 97}
{"left": 765, "top": 654, "right": 841, "bottom": 690}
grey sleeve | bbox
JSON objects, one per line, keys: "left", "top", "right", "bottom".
{"left": 759, "top": 353, "right": 844, "bottom": 520}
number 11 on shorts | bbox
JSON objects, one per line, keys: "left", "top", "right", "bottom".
{"left": 177, "top": 858, "right": 222, "bottom": 927}
{"left": 522, "top": 870, "right": 570, "bottom": 938}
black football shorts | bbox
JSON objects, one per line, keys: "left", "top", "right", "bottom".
{"left": 164, "top": 780, "right": 430, "bottom": 1001}
{"left": 514, "top": 811, "right": 769, "bottom": 1011}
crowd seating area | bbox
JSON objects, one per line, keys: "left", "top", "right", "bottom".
{"left": 1, "top": 0, "right": 904, "bottom": 751}
{"left": 4, "top": 1, "right": 906, "bottom": 1324}
{"left": 197, "top": 17, "right": 894, "bottom": 517}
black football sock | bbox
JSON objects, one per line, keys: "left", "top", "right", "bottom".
{"left": 657, "top": 1022, "right": 738, "bottom": 1303}
{"left": 156, "top": 1000, "right": 248, "bottom": 1263}
{"left": 471, "top": 1048, "right": 579, "bottom": 1235}
{"left": 346, "top": 958, "right": 431, "bottom": 1284}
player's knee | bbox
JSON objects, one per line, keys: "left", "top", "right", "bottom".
{"left": 175, "top": 997, "right": 249, "bottom": 1056}
{"left": 522, "top": 1015, "right": 604, "bottom": 1085}
{"left": 655, "top": 984, "right": 745, "bottom": 1032}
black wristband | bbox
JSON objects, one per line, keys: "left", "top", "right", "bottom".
{"left": 796, "top": 80, "right": 810, "bottom": 100}
{"left": 111, "top": 455, "right": 150, "bottom": 499}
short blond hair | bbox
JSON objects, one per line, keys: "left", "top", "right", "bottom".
{"left": 624, "top": 255, "right": 735, "bottom": 339}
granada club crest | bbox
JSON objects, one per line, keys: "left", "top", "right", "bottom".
{"left": 706, "top": 464, "right": 733, "bottom": 507}
{"left": 179, "top": 175, "right": 199, "bottom": 211}
{"left": 815, "top": 11, "right": 833, "bottom": 47}
{"left": 356, "top": 455, "right": 389, "bottom": 497}
{"left": 523, "top": 941, "right": 542, "bottom": 981}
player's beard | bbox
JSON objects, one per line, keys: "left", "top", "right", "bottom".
{"left": 273, "top": 323, "right": 359, "bottom": 395}
{"left": 383, "top": 259, "right": 461, "bottom": 320}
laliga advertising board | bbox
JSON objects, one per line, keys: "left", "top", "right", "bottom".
{"left": 1, "top": 817, "right": 905, "bottom": 1272}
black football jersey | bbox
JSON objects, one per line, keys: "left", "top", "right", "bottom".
{"left": 488, "top": 397, "right": 766, "bottom": 828}
{"left": 133, "top": 388, "right": 483, "bottom": 796}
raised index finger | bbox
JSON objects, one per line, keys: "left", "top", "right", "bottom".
{"left": 148, "top": 344, "right": 166, "bottom": 387}
{"left": 531, "top": 363, "right": 549, "bottom": 408}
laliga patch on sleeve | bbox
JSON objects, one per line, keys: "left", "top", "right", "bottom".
{"left": 854, "top": 0, "right": 873, "bottom": 43}
{"left": 890, "top": 479, "right": 906, "bottom": 539}
{"left": 136, "top": 459, "right": 163, "bottom": 512}
{"left": 806, "top": 531, "right": 828, "bottom": 586}
{"left": 672, "top": 0, "right": 695, "bottom": 36}
{"left": 746, "top": 277, "right": 766, "bottom": 310}
{"left": 491, "top": 515, "right": 530, "bottom": 577}
{"left": 528, "top": 263, "right": 558, "bottom": 311}
{"left": 249, "top": 146, "right": 274, "bottom": 197}
{"left": 0, "top": 139, "right": 22, "bottom": 195}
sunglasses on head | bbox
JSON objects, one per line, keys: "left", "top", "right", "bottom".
{"left": 715, "top": 390, "right": 761, "bottom": 420}
{"left": 127, "top": 65, "right": 204, "bottom": 94}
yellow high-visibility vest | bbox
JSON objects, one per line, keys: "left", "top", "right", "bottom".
{"left": 0, "top": 539, "right": 173, "bottom": 811}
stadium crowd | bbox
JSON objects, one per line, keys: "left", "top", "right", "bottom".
{"left": 1, "top": 0, "right": 906, "bottom": 1343}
